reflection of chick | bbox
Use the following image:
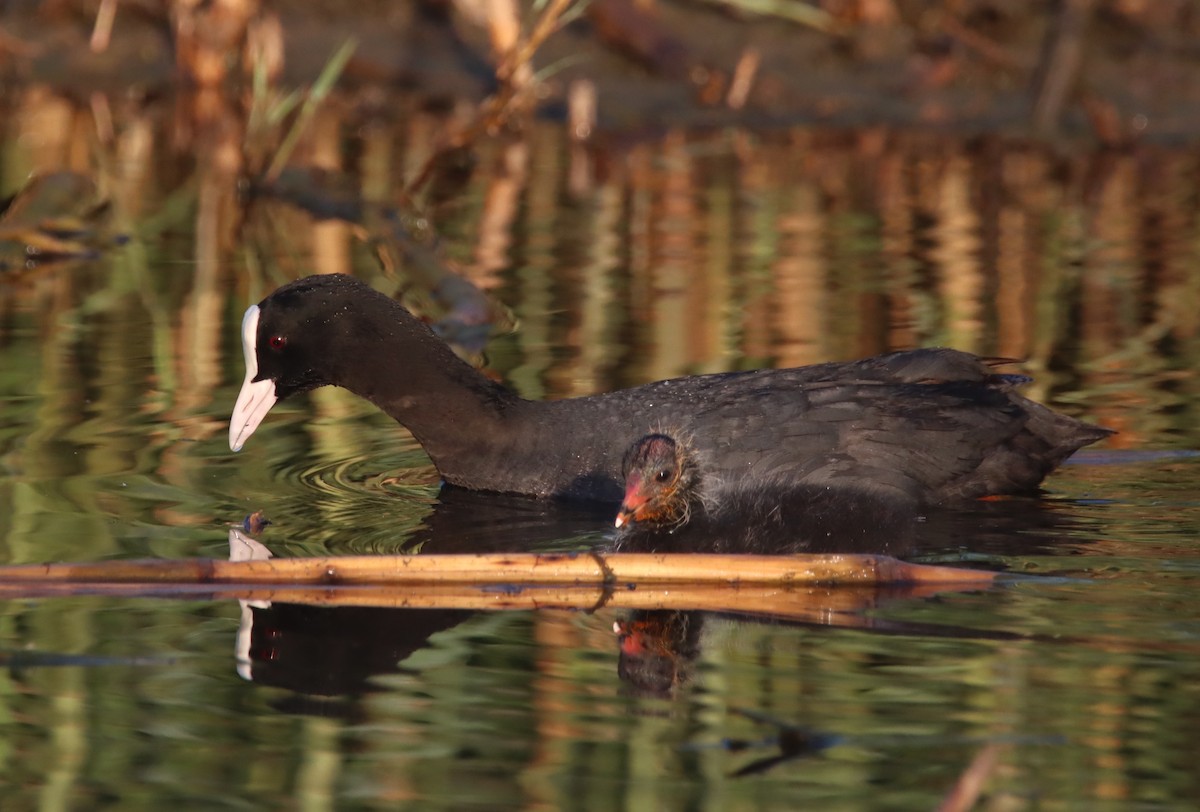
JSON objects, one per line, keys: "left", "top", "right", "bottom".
{"left": 614, "top": 432, "right": 921, "bottom": 556}
{"left": 612, "top": 610, "right": 701, "bottom": 698}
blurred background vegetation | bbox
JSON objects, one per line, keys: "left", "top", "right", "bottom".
{"left": 2, "top": 3, "right": 1200, "bottom": 811}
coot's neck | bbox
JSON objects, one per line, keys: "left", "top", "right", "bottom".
{"left": 334, "top": 316, "right": 529, "bottom": 485}
{"left": 313, "top": 290, "right": 628, "bottom": 498}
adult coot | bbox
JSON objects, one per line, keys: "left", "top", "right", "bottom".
{"left": 230, "top": 274, "right": 1110, "bottom": 505}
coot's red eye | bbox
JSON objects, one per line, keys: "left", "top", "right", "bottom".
{"left": 268, "top": 335, "right": 287, "bottom": 350}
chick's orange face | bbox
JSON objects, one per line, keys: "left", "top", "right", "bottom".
{"left": 616, "top": 435, "right": 685, "bottom": 528}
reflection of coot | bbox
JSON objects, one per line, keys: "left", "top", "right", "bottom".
{"left": 236, "top": 473, "right": 1100, "bottom": 709}
{"left": 912, "top": 494, "right": 1104, "bottom": 559}
{"left": 403, "top": 486, "right": 614, "bottom": 553}
{"left": 246, "top": 604, "right": 471, "bottom": 703}
{"left": 237, "top": 487, "right": 611, "bottom": 711}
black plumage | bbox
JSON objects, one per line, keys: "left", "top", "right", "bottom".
{"left": 230, "top": 274, "right": 1111, "bottom": 507}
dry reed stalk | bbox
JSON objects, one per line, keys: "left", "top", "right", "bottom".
{"left": 0, "top": 562, "right": 993, "bottom": 623}
{"left": 726, "top": 47, "right": 760, "bottom": 110}
{"left": 406, "top": 0, "right": 575, "bottom": 195}
{"left": 90, "top": 0, "right": 118, "bottom": 53}
{"left": 0, "top": 552, "right": 997, "bottom": 588}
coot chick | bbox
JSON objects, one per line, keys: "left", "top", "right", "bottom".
{"left": 229, "top": 274, "right": 1111, "bottom": 506}
{"left": 615, "top": 433, "right": 702, "bottom": 531}
{"left": 614, "top": 432, "right": 920, "bottom": 555}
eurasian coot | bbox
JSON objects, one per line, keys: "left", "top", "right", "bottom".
{"left": 230, "top": 274, "right": 1110, "bottom": 505}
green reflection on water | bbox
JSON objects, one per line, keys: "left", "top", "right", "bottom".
{"left": 2, "top": 116, "right": 1200, "bottom": 809}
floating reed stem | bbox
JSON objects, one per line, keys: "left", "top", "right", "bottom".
{"left": 0, "top": 552, "right": 996, "bottom": 588}
{"left": 0, "top": 553, "right": 998, "bottom": 621}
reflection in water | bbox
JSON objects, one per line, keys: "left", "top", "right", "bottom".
{"left": 4, "top": 135, "right": 1189, "bottom": 354}
{"left": 690, "top": 708, "right": 842, "bottom": 778}
{"left": 614, "top": 480, "right": 923, "bottom": 556}
{"left": 244, "top": 602, "right": 474, "bottom": 702}
{"left": 223, "top": 493, "right": 1108, "bottom": 707}
{"left": 3, "top": 85, "right": 1200, "bottom": 808}
{"left": 615, "top": 610, "right": 700, "bottom": 698}
{"left": 5, "top": 112, "right": 1200, "bottom": 485}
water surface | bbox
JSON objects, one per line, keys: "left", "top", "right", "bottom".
{"left": 2, "top": 91, "right": 1200, "bottom": 809}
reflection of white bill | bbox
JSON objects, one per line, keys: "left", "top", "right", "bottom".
{"left": 229, "top": 526, "right": 273, "bottom": 681}
{"left": 229, "top": 525, "right": 273, "bottom": 565}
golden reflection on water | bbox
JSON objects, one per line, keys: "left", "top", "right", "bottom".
{"left": 4, "top": 47, "right": 1200, "bottom": 808}
{"left": 3, "top": 88, "right": 1200, "bottom": 531}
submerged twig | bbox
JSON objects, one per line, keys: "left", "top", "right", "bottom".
{"left": 936, "top": 743, "right": 1007, "bottom": 812}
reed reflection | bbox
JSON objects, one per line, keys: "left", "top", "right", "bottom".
{"left": 6, "top": 89, "right": 1200, "bottom": 562}
{"left": 0, "top": 12, "right": 1198, "bottom": 803}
